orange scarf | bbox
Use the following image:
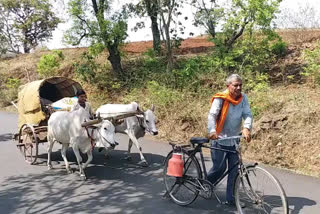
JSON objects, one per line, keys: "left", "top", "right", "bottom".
{"left": 210, "top": 89, "right": 243, "bottom": 135}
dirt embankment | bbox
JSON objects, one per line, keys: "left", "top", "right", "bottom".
{"left": 123, "top": 36, "right": 214, "bottom": 54}
{"left": 245, "top": 85, "right": 320, "bottom": 177}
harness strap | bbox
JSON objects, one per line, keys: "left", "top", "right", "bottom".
{"left": 85, "top": 127, "right": 96, "bottom": 150}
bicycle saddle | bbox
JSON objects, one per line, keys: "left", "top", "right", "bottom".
{"left": 190, "top": 137, "right": 209, "bottom": 145}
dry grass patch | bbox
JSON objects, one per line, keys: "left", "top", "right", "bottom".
{"left": 243, "top": 85, "right": 320, "bottom": 177}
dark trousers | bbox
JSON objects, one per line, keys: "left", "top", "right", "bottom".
{"left": 207, "top": 141, "right": 239, "bottom": 202}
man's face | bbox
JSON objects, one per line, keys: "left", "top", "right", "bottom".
{"left": 78, "top": 94, "right": 87, "bottom": 104}
{"left": 227, "top": 80, "right": 242, "bottom": 99}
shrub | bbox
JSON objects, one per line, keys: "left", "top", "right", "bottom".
{"left": 271, "top": 40, "right": 287, "bottom": 56}
{"left": 0, "top": 77, "right": 21, "bottom": 107}
{"left": 6, "top": 77, "right": 21, "bottom": 89}
{"left": 143, "top": 48, "right": 157, "bottom": 58}
{"left": 303, "top": 42, "right": 320, "bottom": 86}
{"left": 73, "top": 52, "right": 97, "bottom": 83}
{"left": 123, "top": 81, "right": 183, "bottom": 114}
{"left": 37, "top": 50, "right": 64, "bottom": 78}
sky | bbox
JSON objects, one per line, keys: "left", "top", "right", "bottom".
{"left": 45, "top": 0, "right": 320, "bottom": 50}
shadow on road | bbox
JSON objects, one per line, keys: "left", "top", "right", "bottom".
{"left": 0, "top": 133, "right": 13, "bottom": 142}
{"left": 287, "top": 196, "right": 317, "bottom": 214}
{"left": 0, "top": 149, "right": 237, "bottom": 214}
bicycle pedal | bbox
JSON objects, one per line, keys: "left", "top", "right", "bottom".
{"left": 198, "top": 179, "right": 214, "bottom": 199}
{"left": 199, "top": 189, "right": 212, "bottom": 199}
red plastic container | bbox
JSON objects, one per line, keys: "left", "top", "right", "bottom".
{"left": 167, "top": 153, "right": 184, "bottom": 177}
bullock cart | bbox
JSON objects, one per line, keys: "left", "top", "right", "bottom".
{"left": 13, "top": 77, "right": 83, "bottom": 164}
{"left": 13, "top": 76, "right": 144, "bottom": 165}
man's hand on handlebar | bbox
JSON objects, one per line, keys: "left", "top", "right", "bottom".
{"left": 242, "top": 128, "right": 251, "bottom": 142}
{"left": 207, "top": 132, "right": 218, "bottom": 140}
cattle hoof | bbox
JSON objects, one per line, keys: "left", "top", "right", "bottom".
{"left": 67, "top": 168, "right": 73, "bottom": 174}
{"left": 80, "top": 174, "right": 86, "bottom": 180}
{"left": 138, "top": 160, "right": 148, "bottom": 167}
{"left": 47, "top": 165, "right": 53, "bottom": 170}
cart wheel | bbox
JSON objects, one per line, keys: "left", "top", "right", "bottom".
{"left": 18, "top": 124, "right": 39, "bottom": 165}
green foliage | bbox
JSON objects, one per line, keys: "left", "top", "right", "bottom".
{"left": 211, "top": 30, "right": 282, "bottom": 82}
{"left": 0, "top": 0, "right": 60, "bottom": 53}
{"left": 303, "top": 42, "right": 320, "bottom": 86}
{"left": 123, "top": 80, "right": 183, "bottom": 113}
{"left": 271, "top": 40, "right": 287, "bottom": 56}
{"left": 245, "top": 73, "right": 270, "bottom": 92}
{"left": 214, "top": 0, "right": 281, "bottom": 49}
{"left": 88, "top": 42, "right": 105, "bottom": 57}
{"left": 191, "top": 0, "right": 224, "bottom": 38}
{"left": 120, "top": 56, "right": 167, "bottom": 89}
{"left": 0, "top": 88, "right": 19, "bottom": 107}
{"left": 145, "top": 81, "right": 183, "bottom": 108}
{"left": 5, "top": 77, "right": 20, "bottom": 89}
{"left": 249, "top": 89, "right": 272, "bottom": 118}
{"left": 0, "top": 77, "right": 21, "bottom": 107}
{"left": 143, "top": 48, "right": 157, "bottom": 58}
{"left": 74, "top": 48, "right": 120, "bottom": 90}
{"left": 37, "top": 50, "right": 64, "bottom": 78}
{"left": 74, "top": 52, "right": 97, "bottom": 83}
{"left": 65, "top": 0, "right": 129, "bottom": 74}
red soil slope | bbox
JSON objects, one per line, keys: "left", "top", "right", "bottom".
{"left": 123, "top": 36, "right": 214, "bottom": 55}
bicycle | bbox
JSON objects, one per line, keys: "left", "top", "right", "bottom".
{"left": 163, "top": 136, "right": 288, "bottom": 214}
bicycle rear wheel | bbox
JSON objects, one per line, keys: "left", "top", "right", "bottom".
{"left": 234, "top": 165, "right": 288, "bottom": 214}
{"left": 163, "top": 149, "right": 202, "bottom": 206}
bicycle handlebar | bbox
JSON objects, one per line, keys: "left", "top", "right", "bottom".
{"left": 211, "top": 135, "right": 242, "bottom": 143}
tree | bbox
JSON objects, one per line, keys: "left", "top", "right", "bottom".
{"left": 217, "top": 0, "right": 282, "bottom": 50}
{"left": 130, "top": 0, "right": 161, "bottom": 54}
{"left": 0, "top": 0, "right": 60, "bottom": 53}
{"left": 157, "top": 0, "right": 185, "bottom": 72}
{"left": 65, "top": 0, "right": 128, "bottom": 75}
{"left": 189, "top": 0, "right": 224, "bottom": 38}
{"left": 189, "top": 0, "right": 281, "bottom": 51}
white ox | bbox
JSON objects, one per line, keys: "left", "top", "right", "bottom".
{"left": 96, "top": 102, "right": 158, "bottom": 166}
{"left": 47, "top": 107, "right": 116, "bottom": 179}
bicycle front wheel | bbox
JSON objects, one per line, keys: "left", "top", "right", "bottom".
{"left": 163, "top": 149, "right": 202, "bottom": 206}
{"left": 234, "top": 165, "right": 288, "bottom": 214}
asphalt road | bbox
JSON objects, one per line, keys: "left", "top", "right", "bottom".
{"left": 0, "top": 111, "right": 319, "bottom": 214}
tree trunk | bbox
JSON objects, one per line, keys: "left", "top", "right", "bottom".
{"left": 150, "top": 15, "right": 161, "bottom": 54}
{"left": 107, "top": 44, "right": 123, "bottom": 75}
{"left": 23, "top": 40, "right": 30, "bottom": 53}
{"left": 166, "top": 47, "right": 173, "bottom": 72}
{"left": 164, "top": 26, "right": 173, "bottom": 72}
{"left": 146, "top": 0, "right": 161, "bottom": 54}
{"left": 207, "top": 20, "right": 216, "bottom": 38}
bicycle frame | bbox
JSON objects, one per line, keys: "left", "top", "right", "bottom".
{"left": 198, "top": 143, "right": 239, "bottom": 186}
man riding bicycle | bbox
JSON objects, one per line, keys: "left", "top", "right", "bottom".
{"left": 207, "top": 74, "right": 253, "bottom": 206}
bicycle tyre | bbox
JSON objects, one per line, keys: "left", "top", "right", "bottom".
{"left": 234, "top": 165, "right": 288, "bottom": 214}
{"left": 163, "top": 149, "right": 202, "bottom": 206}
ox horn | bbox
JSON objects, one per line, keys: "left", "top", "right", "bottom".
{"left": 137, "top": 105, "right": 145, "bottom": 113}
{"left": 151, "top": 104, "right": 155, "bottom": 112}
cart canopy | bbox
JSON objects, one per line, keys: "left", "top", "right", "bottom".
{"left": 18, "top": 76, "right": 82, "bottom": 128}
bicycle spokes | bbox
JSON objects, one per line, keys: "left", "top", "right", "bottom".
{"left": 235, "top": 166, "right": 288, "bottom": 214}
